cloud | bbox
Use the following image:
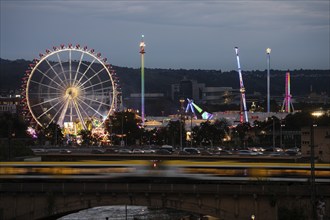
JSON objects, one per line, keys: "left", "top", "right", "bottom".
{"left": 1, "top": 0, "right": 329, "bottom": 70}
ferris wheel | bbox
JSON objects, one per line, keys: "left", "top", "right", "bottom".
{"left": 21, "top": 44, "right": 121, "bottom": 130}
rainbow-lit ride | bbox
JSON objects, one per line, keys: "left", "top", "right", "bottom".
{"left": 21, "top": 44, "right": 121, "bottom": 131}
{"left": 140, "top": 35, "right": 146, "bottom": 125}
{"left": 281, "top": 71, "right": 294, "bottom": 113}
{"left": 234, "top": 47, "right": 248, "bottom": 123}
{"left": 185, "top": 98, "right": 213, "bottom": 120}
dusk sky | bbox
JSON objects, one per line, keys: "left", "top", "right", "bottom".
{"left": 1, "top": 0, "right": 329, "bottom": 71}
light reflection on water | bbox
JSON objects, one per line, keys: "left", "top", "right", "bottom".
{"left": 57, "top": 205, "right": 196, "bottom": 220}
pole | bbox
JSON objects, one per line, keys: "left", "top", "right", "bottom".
{"left": 272, "top": 118, "right": 275, "bottom": 149}
{"left": 190, "top": 113, "right": 193, "bottom": 147}
{"left": 140, "top": 35, "right": 146, "bottom": 125}
{"left": 266, "top": 48, "right": 271, "bottom": 113}
{"left": 179, "top": 99, "right": 185, "bottom": 150}
{"left": 280, "top": 120, "right": 282, "bottom": 149}
{"left": 121, "top": 113, "right": 124, "bottom": 146}
{"left": 310, "top": 124, "right": 316, "bottom": 219}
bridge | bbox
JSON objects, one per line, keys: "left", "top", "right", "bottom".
{"left": 1, "top": 160, "right": 329, "bottom": 220}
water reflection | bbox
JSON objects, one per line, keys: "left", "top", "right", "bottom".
{"left": 58, "top": 205, "right": 198, "bottom": 220}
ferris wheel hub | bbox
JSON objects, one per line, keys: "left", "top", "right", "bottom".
{"left": 65, "top": 87, "right": 80, "bottom": 99}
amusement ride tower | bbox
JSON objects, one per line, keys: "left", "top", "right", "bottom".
{"left": 281, "top": 71, "right": 294, "bottom": 113}
{"left": 234, "top": 47, "right": 249, "bottom": 123}
{"left": 266, "top": 48, "right": 271, "bottom": 113}
{"left": 140, "top": 35, "right": 146, "bottom": 125}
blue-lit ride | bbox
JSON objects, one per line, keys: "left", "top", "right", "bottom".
{"left": 185, "top": 98, "right": 213, "bottom": 120}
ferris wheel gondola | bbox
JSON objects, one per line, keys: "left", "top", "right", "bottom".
{"left": 21, "top": 44, "right": 121, "bottom": 130}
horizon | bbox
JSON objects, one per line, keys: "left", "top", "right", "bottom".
{"left": 1, "top": 57, "right": 329, "bottom": 72}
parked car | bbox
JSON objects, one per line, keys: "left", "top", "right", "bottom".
{"left": 178, "top": 150, "right": 190, "bottom": 155}
{"left": 199, "top": 149, "right": 213, "bottom": 156}
{"left": 219, "top": 150, "right": 233, "bottom": 155}
{"left": 32, "top": 149, "right": 47, "bottom": 153}
{"left": 118, "top": 149, "right": 132, "bottom": 154}
{"left": 156, "top": 149, "right": 172, "bottom": 155}
{"left": 104, "top": 148, "right": 117, "bottom": 154}
{"left": 237, "top": 150, "right": 258, "bottom": 156}
{"left": 132, "top": 149, "right": 145, "bottom": 154}
{"left": 60, "top": 149, "right": 71, "bottom": 154}
{"left": 91, "top": 149, "right": 105, "bottom": 154}
{"left": 285, "top": 150, "right": 301, "bottom": 156}
{"left": 144, "top": 148, "right": 156, "bottom": 154}
{"left": 161, "top": 145, "right": 174, "bottom": 153}
{"left": 183, "top": 148, "right": 200, "bottom": 155}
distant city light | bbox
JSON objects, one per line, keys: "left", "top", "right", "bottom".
{"left": 311, "top": 111, "right": 324, "bottom": 118}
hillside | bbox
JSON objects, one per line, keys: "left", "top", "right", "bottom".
{"left": 1, "top": 58, "right": 329, "bottom": 98}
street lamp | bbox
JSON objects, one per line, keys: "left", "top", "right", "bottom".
{"left": 310, "top": 111, "right": 321, "bottom": 219}
{"left": 280, "top": 119, "right": 285, "bottom": 149}
{"left": 179, "top": 99, "right": 185, "bottom": 150}
{"left": 310, "top": 122, "right": 317, "bottom": 219}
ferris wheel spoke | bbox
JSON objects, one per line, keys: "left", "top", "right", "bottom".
{"left": 57, "top": 97, "right": 70, "bottom": 127}
{"left": 78, "top": 67, "right": 106, "bottom": 88}
{"left": 30, "top": 96, "right": 62, "bottom": 108}
{"left": 72, "top": 52, "right": 84, "bottom": 87}
{"left": 74, "top": 59, "right": 96, "bottom": 87}
{"left": 35, "top": 68, "right": 66, "bottom": 91}
{"left": 84, "top": 87, "right": 113, "bottom": 95}
{"left": 75, "top": 100, "right": 93, "bottom": 122}
{"left": 30, "top": 79, "right": 63, "bottom": 92}
{"left": 76, "top": 97, "right": 104, "bottom": 118}
{"left": 46, "top": 100, "right": 67, "bottom": 127}
{"left": 36, "top": 97, "right": 64, "bottom": 119}
{"left": 80, "top": 79, "right": 112, "bottom": 91}
{"left": 69, "top": 100, "right": 73, "bottom": 122}
{"left": 73, "top": 99, "right": 87, "bottom": 130}
{"left": 82, "top": 96, "right": 111, "bottom": 107}
{"left": 69, "top": 50, "right": 72, "bottom": 85}
{"left": 56, "top": 53, "right": 68, "bottom": 86}
{"left": 44, "top": 59, "right": 66, "bottom": 88}
{"left": 29, "top": 92, "right": 62, "bottom": 96}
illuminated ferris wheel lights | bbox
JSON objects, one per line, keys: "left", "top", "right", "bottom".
{"left": 22, "top": 44, "right": 120, "bottom": 129}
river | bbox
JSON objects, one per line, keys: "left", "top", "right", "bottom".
{"left": 57, "top": 205, "right": 200, "bottom": 220}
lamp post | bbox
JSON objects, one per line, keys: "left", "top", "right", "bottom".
{"left": 280, "top": 119, "right": 285, "bottom": 149}
{"left": 179, "top": 98, "right": 185, "bottom": 150}
{"left": 310, "top": 123, "right": 316, "bottom": 219}
{"left": 310, "top": 111, "right": 324, "bottom": 219}
{"left": 266, "top": 48, "right": 271, "bottom": 114}
{"left": 272, "top": 117, "right": 275, "bottom": 149}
